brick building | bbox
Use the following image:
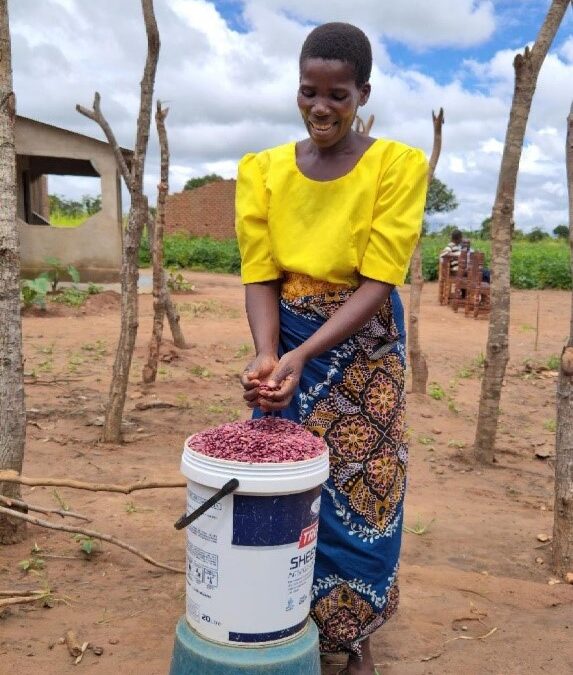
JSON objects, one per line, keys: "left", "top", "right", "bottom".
{"left": 165, "top": 179, "right": 237, "bottom": 240}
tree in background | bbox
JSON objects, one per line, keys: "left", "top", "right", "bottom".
{"left": 408, "top": 109, "right": 448, "bottom": 394}
{"left": 77, "top": 0, "right": 160, "bottom": 443}
{"left": 184, "top": 173, "right": 223, "bottom": 191}
{"left": 425, "top": 177, "right": 458, "bottom": 219}
{"left": 142, "top": 101, "right": 188, "bottom": 384}
{"left": 0, "top": 0, "right": 26, "bottom": 544}
{"left": 554, "top": 224, "right": 569, "bottom": 239}
{"left": 552, "top": 101, "right": 573, "bottom": 579}
{"left": 49, "top": 194, "right": 102, "bottom": 218}
{"left": 526, "top": 227, "right": 550, "bottom": 242}
{"left": 480, "top": 216, "right": 492, "bottom": 239}
{"left": 474, "top": 0, "right": 570, "bottom": 464}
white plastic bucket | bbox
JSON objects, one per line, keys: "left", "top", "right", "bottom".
{"left": 180, "top": 438, "right": 329, "bottom": 646}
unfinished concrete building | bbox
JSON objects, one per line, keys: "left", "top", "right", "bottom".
{"left": 16, "top": 115, "right": 133, "bottom": 282}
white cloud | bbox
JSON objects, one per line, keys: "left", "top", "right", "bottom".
{"left": 7, "top": 0, "right": 571, "bottom": 232}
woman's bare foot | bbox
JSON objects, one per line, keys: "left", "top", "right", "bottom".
{"left": 344, "top": 638, "right": 377, "bottom": 674}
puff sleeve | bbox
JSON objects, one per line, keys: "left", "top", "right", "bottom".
{"left": 359, "top": 147, "right": 428, "bottom": 286}
{"left": 235, "top": 153, "right": 281, "bottom": 284}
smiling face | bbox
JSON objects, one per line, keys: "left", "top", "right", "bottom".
{"left": 298, "top": 58, "right": 371, "bottom": 150}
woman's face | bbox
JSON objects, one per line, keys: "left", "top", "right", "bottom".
{"left": 297, "top": 57, "right": 371, "bottom": 149}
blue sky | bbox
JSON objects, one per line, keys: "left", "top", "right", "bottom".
{"left": 9, "top": 0, "right": 573, "bottom": 232}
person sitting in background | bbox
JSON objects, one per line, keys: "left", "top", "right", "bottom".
{"left": 439, "top": 229, "right": 463, "bottom": 273}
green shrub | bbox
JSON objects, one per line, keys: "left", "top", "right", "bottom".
{"left": 21, "top": 276, "right": 51, "bottom": 309}
{"left": 139, "top": 234, "right": 240, "bottom": 274}
{"left": 40, "top": 257, "right": 80, "bottom": 292}
{"left": 418, "top": 237, "right": 570, "bottom": 289}
{"left": 139, "top": 234, "right": 570, "bottom": 289}
{"left": 52, "top": 287, "right": 89, "bottom": 307}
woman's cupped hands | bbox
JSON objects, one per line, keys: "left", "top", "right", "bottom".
{"left": 240, "top": 349, "right": 306, "bottom": 412}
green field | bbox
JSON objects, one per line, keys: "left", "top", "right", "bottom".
{"left": 419, "top": 237, "right": 571, "bottom": 289}
{"left": 49, "top": 212, "right": 90, "bottom": 228}
{"left": 138, "top": 233, "right": 571, "bottom": 290}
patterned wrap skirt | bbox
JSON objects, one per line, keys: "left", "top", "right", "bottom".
{"left": 255, "top": 274, "right": 408, "bottom": 656}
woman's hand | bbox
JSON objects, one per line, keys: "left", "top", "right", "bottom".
{"left": 240, "top": 353, "right": 279, "bottom": 409}
{"left": 257, "top": 348, "right": 307, "bottom": 412}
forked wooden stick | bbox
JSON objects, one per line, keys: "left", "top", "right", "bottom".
{"left": 0, "top": 470, "right": 186, "bottom": 494}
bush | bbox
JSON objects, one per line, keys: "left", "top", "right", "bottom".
{"left": 139, "top": 234, "right": 240, "bottom": 274}
{"left": 140, "top": 234, "right": 571, "bottom": 290}
{"left": 417, "top": 237, "right": 570, "bottom": 289}
{"left": 525, "top": 227, "right": 549, "bottom": 243}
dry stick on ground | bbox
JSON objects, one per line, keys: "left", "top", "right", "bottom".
{"left": 0, "top": 589, "right": 46, "bottom": 597}
{"left": 0, "top": 593, "right": 50, "bottom": 609}
{"left": 142, "top": 102, "right": 186, "bottom": 382}
{"left": 0, "top": 0, "right": 27, "bottom": 545}
{"left": 0, "top": 470, "right": 185, "bottom": 493}
{"left": 76, "top": 0, "right": 160, "bottom": 443}
{"left": 474, "top": 0, "right": 571, "bottom": 463}
{"left": 408, "top": 108, "right": 444, "bottom": 394}
{"left": 0, "top": 494, "right": 90, "bottom": 521}
{"left": 552, "top": 100, "right": 573, "bottom": 577}
{"left": 0, "top": 505, "right": 184, "bottom": 574}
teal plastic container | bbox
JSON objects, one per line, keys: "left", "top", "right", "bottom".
{"left": 169, "top": 616, "right": 320, "bottom": 675}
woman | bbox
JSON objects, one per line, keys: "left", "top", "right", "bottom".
{"left": 236, "top": 22, "right": 427, "bottom": 675}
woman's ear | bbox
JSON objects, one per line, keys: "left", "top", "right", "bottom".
{"left": 359, "top": 82, "right": 371, "bottom": 106}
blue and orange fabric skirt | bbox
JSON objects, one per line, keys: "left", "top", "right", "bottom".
{"left": 255, "top": 273, "right": 408, "bottom": 656}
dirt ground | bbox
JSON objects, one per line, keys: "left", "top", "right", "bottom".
{"left": 1, "top": 271, "right": 572, "bottom": 674}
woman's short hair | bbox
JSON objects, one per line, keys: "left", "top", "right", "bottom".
{"left": 299, "top": 22, "right": 372, "bottom": 86}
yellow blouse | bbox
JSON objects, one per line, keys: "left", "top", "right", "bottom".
{"left": 235, "top": 139, "right": 428, "bottom": 287}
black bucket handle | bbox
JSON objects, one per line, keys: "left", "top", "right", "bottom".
{"left": 174, "top": 478, "right": 239, "bottom": 530}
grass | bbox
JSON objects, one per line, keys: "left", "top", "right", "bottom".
{"left": 49, "top": 212, "right": 91, "bottom": 228}
{"left": 177, "top": 300, "right": 239, "bottom": 319}
{"left": 428, "top": 382, "right": 446, "bottom": 400}
{"left": 404, "top": 516, "right": 435, "bottom": 535}
{"left": 546, "top": 354, "right": 560, "bottom": 370}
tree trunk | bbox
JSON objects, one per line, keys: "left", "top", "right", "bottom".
{"left": 474, "top": 0, "right": 570, "bottom": 464}
{"left": 143, "top": 216, "right": 188, "bottom": 370}
{"left": 408, "top": 242, "right": 428, "bottom": 392}
{"left": 408, "top": 108, "right": 444, "bottom": 394}
{"left": 143, "top": 103, "right": 170, "bottom": 383}
{"left": 552, "top": 101, "right": 573, "bottom": 577}
{"left": 103, "top": 194, "right": 148, "bottom": 441}
{"left": 163, "top": 270, "right": 187, "bottom": 348}
{"left": 77, "top": 0, "right": 160, "bottom": 442}
{"left": 0, "top": 0, "right": 26, "bottom": 543}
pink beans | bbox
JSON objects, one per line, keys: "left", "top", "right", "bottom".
{"left": 189, "top": 418, "right": 326, "bottom": 463}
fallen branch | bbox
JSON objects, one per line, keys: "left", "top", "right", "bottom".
{"left": 0, "top": 494, "right": 90, "bottom": 521}
{"left": 0, "top": 589, "right": 45, "bottom": 597}
{"left": 0, "top": 505, "right": 184, "bottom": 574}
{"left": 0, "top": 470, "right": 186, "bottom": 493}
{"left": 0, "top": 593, "right": 48, "bottom": 609}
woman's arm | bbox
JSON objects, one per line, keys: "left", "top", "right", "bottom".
{"left": 259, "top": 277, "right": 393, "bottom": 411}
{"left": 240, "top": 280, "right": 282, "bottom": 407}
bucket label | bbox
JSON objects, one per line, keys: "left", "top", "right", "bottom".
{"left": 298, "top": 521, "right": 319, "bottom": 548}
{"left": 231, "top": 486, "right": 322, "bottom": 547}
{"left": 185, "top": 481, "right": 323, "bottom": 645}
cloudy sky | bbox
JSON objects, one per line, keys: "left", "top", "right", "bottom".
{"left": 8, "top": 0, "right": 573, "bottom": 232}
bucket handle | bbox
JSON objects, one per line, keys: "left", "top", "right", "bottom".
{"left": 174, "top": 478, "right": 239, "bottom": 530}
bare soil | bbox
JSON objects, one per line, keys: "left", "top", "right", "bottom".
{"left": 1, "top": 272, "right": 572, "bottom": 674}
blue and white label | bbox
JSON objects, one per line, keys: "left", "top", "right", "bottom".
{"left": 185, "top": 480, "right": 323, "bottom": 645}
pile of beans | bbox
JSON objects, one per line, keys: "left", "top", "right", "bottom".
{"left": 188, "top": 417, "right": 326, "bottom": 463}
